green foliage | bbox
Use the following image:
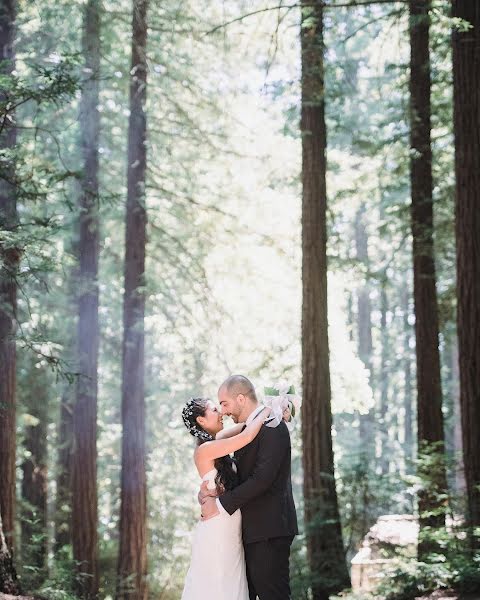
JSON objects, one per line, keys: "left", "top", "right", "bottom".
{"left": 291, "top": 528, "right": 352, "bottom": 600}
{"left": 0, "top": 59, "right": 79, "bottom": 119}
{"left": 374, "top": 448, "right": 478, "bottom": 600}
{"left": 264, "top": 385, "right": 295, "bottom": 395}
{"left": 337, "top": 453, "right": 412, "bottom": 558}
{"left": 36, "top": 553, "right": 82, "bottom": 600}
{"left": 375, "top": 544, "right": 480, "bottom": 600}
{"left": 290, "top": 535, "right": 312, "bottom": 600}
{"left": 378, "top": 559, "right": 453, "bottom": 600}
{"left": 413, "top": 442, "right": 449, "bottom": 527}
{"left": 7, "top": 0, "right": 465, "bottom": 598}
{"left": 0, "top": 57, "right": 79, "bottom": 125}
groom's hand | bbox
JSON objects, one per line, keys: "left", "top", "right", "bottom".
{"left": 197, "top": 481, "right": 217, "bottom": 505}
{"left": 200, "top": 495, "right": 219, "bottom": 521}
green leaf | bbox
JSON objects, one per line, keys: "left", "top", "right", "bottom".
{"left": 264, "top": 386, "right": 279, "bottom": 396}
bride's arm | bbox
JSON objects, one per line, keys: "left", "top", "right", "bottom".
{"left": 195, "top": 408, "right": 270, "bottom": 461}
{"left": 215, "top": 423, "right": 245, "bottom": 440}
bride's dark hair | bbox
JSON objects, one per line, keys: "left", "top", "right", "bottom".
{"left": 182, "top": 397, "right": 238, "bottom": 492}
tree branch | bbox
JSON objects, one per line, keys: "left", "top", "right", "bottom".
{"left": 204, "top": 0, "right": 410, "bottom": 35}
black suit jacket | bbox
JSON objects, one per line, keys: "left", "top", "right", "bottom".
{"left": 219, "top": 419, "right": 298, "bottom": 544}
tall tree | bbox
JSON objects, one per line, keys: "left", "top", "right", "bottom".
{"left": 452, "top": 0, "right": 480, "bottom": 551}
{"left": 0, "top": 512, "right": 19, "bottom": 595}
{"left": 378, "top": 278, "right": 390, "bottom": 475}
{"left": 0, "top": 0, "right": 18, "bottom": 553}
{"left": 402, "top": 284, "right": 414, "bottom": 468}
{"left": 55, "top": 385, "right": 73, "bottom": 551}
{"left": 355, "top": 203, "right": 374, "bottom": 451}
{"left": 20, "top": 363, "right": 48, "bottom": 584}
{"left": 409, "top": 0, "right": 446, "bottom": 545}
{"left": 355, "top": 206, "right": 373, "bottom": 380}
{"left": 116, "top": 0, "right": 148, "bottom": 597}
{"left": 450, "top": 338, "right": 465, "bottom": 495}
{"left": 300, "top": 1, "right": 350, "bottom": 598}
{"left": 71, "top": 0, "right": 101, "bottom": 596}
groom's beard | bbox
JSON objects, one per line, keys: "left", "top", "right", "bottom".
{"left": 229, "top": 412, "right": 241, "bottom": 424}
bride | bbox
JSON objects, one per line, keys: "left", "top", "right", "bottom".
{"left": 181, "top": 396, "right": 270, "bottom": 600}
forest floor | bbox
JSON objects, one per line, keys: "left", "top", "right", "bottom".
{"left": 416, "top": 593, "right": 480, "bottom": 600}
{"left": 2, "top": 591, "right": 480, "bottom": 600}
{"left": 0, "top": 595, "right": 37, "bottom": 600}
{"left": 0, "top": 592, "right": 455, "bottom": 600}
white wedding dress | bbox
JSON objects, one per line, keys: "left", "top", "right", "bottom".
{"left": 181, "top": 468, "right": 249, "bottom": 600}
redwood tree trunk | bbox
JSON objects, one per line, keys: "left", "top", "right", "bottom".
{"left": 452, "top": 1, "right": 480, "bottom": 550}
{"left": 55, "top": 384, "right": 73, "bottom": 550}
{"left": 116, "top": 0, "right": 148, "bottom": 597}
{"left": 301, "top": 2, "right": 350, "bottom": 598}
{"left": 0, "top": 513, "right": 19, "bottom": 595}
{"left": 378, "top": 280, "right": 390, "bottom": 475}
{"left": 409, "top": 0, "right": 446, "bottom": 545}
{"left": 402, "top": 284, "right": 414, "bottom": 468}
{"left": 20, "top": 365, "right": 48, "bottom": 583}
{"left": 450, "top": 337, "right": 465, "bottom": 495}
{"left": 0, "top": 0, "right": 18, "bottom": 554}
{"left": 355, "top": 204, "right": 374, "bottom": 451}
{"left": 71, "top": 1, "right": 101, "bottom": 596}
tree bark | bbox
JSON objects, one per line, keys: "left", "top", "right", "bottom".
{"left": 116, "top": 0, "right": 148, "bottom": 597}
{"left": 355, "top": 204, "right": 373, "bottom": 377}
{"left": 402, "top": 284, "right": 414, "bottom": 469}
{"left": 0, "top": 0, "right": 18, "bottom": 554}
{"left": 71, "top": 0, "right": 101, "bottom": 596}
{"left": 301, "top": 2, "right": 350, "bottom": 598}
{"left": 409, "top": 0, "right": 446, "bottom": 546}
{"left": 378, "top": 280, "right": 390, "bottom": 475}
{"left": 355, "top": 204, "right": 374, "bottom": 451}
{"left": 0, "top": 513, "right": 19, "bottom": 595}
{"left": 450, "top": 337, "right": 465, "bottom": 496}
{"left": 452, "top": 0, "right": 480, "bottom": 551}
{"left": 20, "top": 365, "right": 48, "bottom": 584}
{"left": 55, "top": 384, "right": 73, "bottom": 551}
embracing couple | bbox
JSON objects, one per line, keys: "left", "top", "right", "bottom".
{"left": 181, "top": 374, "right": 298, "bottom": 600}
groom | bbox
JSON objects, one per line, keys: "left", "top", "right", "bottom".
{"left": 200, "top": 374, "right": 298, "bottom": 600}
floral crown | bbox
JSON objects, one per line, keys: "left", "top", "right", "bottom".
{"left": 181, "top": 398, "right": 213, "bottom": 442}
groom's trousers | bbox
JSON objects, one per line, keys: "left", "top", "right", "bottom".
{"left": 244, "top": 536, "right": 293, "bottom": 600}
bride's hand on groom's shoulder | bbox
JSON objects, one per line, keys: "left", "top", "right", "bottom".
{"left": 263, "top": 406, "right": 272, "bottom": 419}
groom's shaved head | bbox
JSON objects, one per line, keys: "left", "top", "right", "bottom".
{"left": 221, "top": 374, "right": 258, "bottom": 403}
